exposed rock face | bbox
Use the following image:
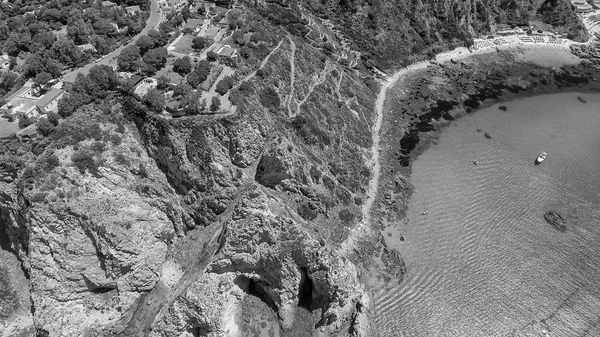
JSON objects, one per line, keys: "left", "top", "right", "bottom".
{"left": 0, "top": 0, "right": 593, "bottom": 335}
{"left": 152, "top": 185, "right": 368, "bottom": 336}
{"left": 1, "top": 118, "right": 192, "bottom": 336}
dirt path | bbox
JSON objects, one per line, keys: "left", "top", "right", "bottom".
{"left": 338, "top": 41, "right": 574, "bottom": 256}
{"left": 286, "top": 37, "right": 297, "bottom": 117}
{"left": 238, "top": 38, "right": 285, "bottom": 86}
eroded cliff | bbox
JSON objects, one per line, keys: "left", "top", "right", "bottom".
{"left": 0, "top": 0, "right": 593, "bottom": 335}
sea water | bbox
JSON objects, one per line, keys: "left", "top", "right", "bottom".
{"left": 375, "top": 92, "right": 600, "bottom": 336}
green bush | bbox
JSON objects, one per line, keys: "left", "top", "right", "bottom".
{"left": 338, "top": 209, "right": 355, "bottom": 224}
{"left": 90, "top": 141, "right": 106, "bottom": 153}
{"left": 110, "top": 134, "right": 122, "bottom": 146}
{"left": 258, "top": 87, "right": 280, "bottom": 112}
{"left": 138, "top": 163, "right": 148, "bottom": 178}
{"left": 215, "top": 76, "right": 234, "bottom": 95}
{"left": 43, "top": 154, "right": 60, "bottom": 172}
{"left": 37, "top": 119, "right": 56, "bottom": 137}
{"left": 114, "top": 153, "right": 130, "bottom": 166}
{"left": 71, "top": 149, "right": 98, "bottom": 175}
{"left": 18, "top": 116, "right": 34, "bottom": 129}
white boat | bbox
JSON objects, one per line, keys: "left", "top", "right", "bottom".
{"left": 535, "top": 152, "right": 547, "bottom": 164}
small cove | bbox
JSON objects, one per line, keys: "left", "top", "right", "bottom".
{"left": 374, "top": 92, "right": 600, "bottom": 336}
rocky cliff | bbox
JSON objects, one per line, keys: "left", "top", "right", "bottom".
{"left": 0, "top": 0, "right": 591, "bottom": 335}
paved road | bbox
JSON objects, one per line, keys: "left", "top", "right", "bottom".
{"left": 62, "top": 0, "right": 161, "bottom": 83}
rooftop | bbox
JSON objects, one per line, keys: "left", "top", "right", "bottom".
{"left": 185, "top": 19, "right": 204, "bottom": 29}
{"left": 6, "top": 86, "right": 31, "bottom": 102}
{"left": 205, "top": 27, "right": 220, "bottom": 38}
{"left": 3, "top": 97, "right": 37, "bottom": 114}
{"left": 35, "top": 88, "right": 64, "bottom": 107}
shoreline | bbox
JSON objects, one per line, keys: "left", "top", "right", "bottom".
{"left": 347, "top": 39, "right": 600, "bottom": 332}
{"left": 341, "top": 40, "right": 589, "bottom": 259}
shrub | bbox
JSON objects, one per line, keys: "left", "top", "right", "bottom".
{"left": 43, "top": 154, "right": 60, "bottom": 172}
{"left": 116, "top": 122, "right": 126, "bottom": 134}
{"left": 238, "top": 81, "right": 253, "bottom": 94}
{"left": 298, "top": 203, "right": 318, "bottom": 221}
{"left": 110, "top": 134, "right": 122, "bottom": 146}
{"left": 37, "top": 119, "right": 56, "bottom": 137}
{"left": 258, "top": 87, "right": 280, "bottom": 112}
{"left": 71, "top": 149, "right": 98, "bottom": 175}
{"left": 206, "top": 51, "right": 218, "bottom": 62}
{"left": 210, "top": 96, "right": 221, "bottom": 112}
{"left": 31, "top": 192, "right": 47, "bottom": 203}
{"left": 47, "top": 112, "right": 59, "bottom": 126}
{"left": 18, "top": 116, "right": 34, "bottom": 129}
{"left": 339, "top": 209, "right": 355, "bottom": 224}
{"left": 88, "top": 123, "right": 103, "bottom": 141}
{"left": 90, "top": 141, "right": 106, "bottom": 153}
{"left": 114, "top": 153, "right": 130, "bottom": 166}
{"left": 138, "top": 163, "right": 148, "bottom": 178}
{"left": 215, "top": 76, "right": 234, "bottom": 95}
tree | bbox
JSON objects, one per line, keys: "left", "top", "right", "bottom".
{"left": 206, "top": 50, "right": 218, "bottom": 61}
{"left": 23, "top": 52, "right": 61, "bottom": 78}
{"left": 192, "top": 36, "right": 206, "bottom": 50}
{"left": 186, "top": 71, "right": 202, "bottom": 88}
{"left": 136, "top": 35, "right": 155, "bottom": 55}
{"left": 232, "top": 30, "right": 245, "bottom": 45}
{"left": 34, "top": 72, "right": 53, "bottom": 86}
{"left": 215, "top": 76, "right": 234, "bottom": 95}
{"left": 50, "top": 39, "right": 82, "bottom": 68}
{"left": 142, "top": 47, "right": 167, "bottom": 74}
{"left": 173, "top": 83, "right": 192, "bottom": 97}
{"left": 157, "top": 75, "right": 170, "bottom": 90}
{"left": 148, "top": 29, "right": 168, "bottom": 47}
{"left": 47, "top": 112, "right": 59, "bottom": 126}
{"left": 117, "top": 45, "right": 142, "bottom": 72}
{"left": 18, "top": 116, "right": 33, "bottom": 129}
{"left": 173, "top": 56, "right": 192, "bottom": 76}
{"left": 181, "top": 91, "right": 201, "bottom": 115}
{"left": 86, "top": 65, "right": 120, "bottom": 99}
{"left": 37, "top": 118, "right": 56, "bottom": 136}
{"left": 210, "top": 96, "right": 221, "bottom": 113}
{"left": 143, "top": 88, "right": 165, "bottom": 113}
{"left": 57, "top": 96, "right": 78, "bottom": 118}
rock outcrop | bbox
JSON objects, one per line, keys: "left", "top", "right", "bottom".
{"left": 152, "top": 185, "right": 369, "bottom": 336}
{"left": 0, "top": 0, "right": 594, "bottom": 335}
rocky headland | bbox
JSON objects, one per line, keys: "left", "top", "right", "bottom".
{"left": 2, "top": 0, "right": 600, "bottom": 336}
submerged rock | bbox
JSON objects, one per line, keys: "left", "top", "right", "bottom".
{"left": 544, "top": 211, "right": 566, "bottom": 232}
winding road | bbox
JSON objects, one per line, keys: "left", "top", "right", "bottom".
{"left": 62, "top": 0, "right": 161, "bottom": 83}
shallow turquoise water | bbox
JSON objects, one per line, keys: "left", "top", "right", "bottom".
{"left": 375, "top": 92, "right": 600, "bottom": 336}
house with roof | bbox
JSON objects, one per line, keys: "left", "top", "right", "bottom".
{"left": 125, "top": 5, "right": 141, "bottom": 15}
{"left": 217, "top": 17, "right": 229, "bottom": 28}
{"left": 184, "top": 19, "right": 204, "bottom": 33}
{"left": 1, "top": 81, "right": 65, "bottom": 119}
{"left": 110, "top": 23, "right": 129, "bottom": 33}
{"left": 0, "top": 55, "right": 10, "bottom": 71}
{"left": 102, "top": 1, "right": 117, "bottom": 8}
{"left": 160, "top": 0, "right": 186, "bottom": 10}
{"left": 203, "top": 26, "right": 222, "bottom": 41}
{"left": 77, "top": 44, "right": 97, "bottom": 53}
{"left": 52, "top": 27, "right": 68, "bottom": 40}
{"left": 216, "top": 45, "right": 237, "bottom": 58}
{"left": 35, "top": 88, "right": 65, "bottom": 115}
